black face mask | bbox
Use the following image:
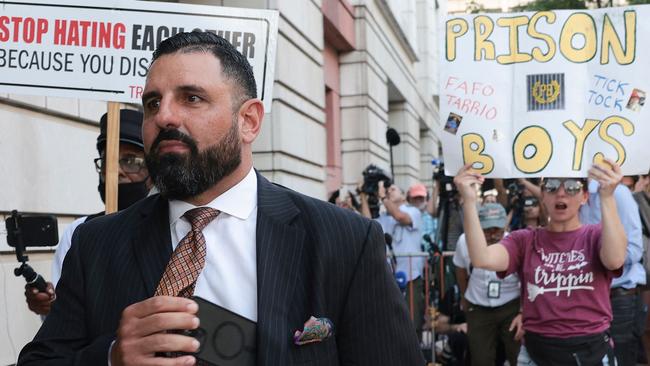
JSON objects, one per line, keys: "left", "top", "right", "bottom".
{"left": 98, "top": 180, "right": 149, "bottom": 211}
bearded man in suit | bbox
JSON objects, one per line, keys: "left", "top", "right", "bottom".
{"left": 18, "top": 31, "right": 423, "bottom": 366}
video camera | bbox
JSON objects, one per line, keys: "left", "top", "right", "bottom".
{"left": 432, "top": 160, "right": 456, "bottom": 199}
{"left": 361, "top": 164, "right": 393, "bottom": 218}
{"left": 5, "top": 210, "right": 58, "bottom": 291}
{"left": 505, "top": 178, "right": 540, "bottom": 230}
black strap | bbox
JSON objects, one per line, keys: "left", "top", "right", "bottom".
{"left": 634, "top": 193, "right": 650, "bottom": 236}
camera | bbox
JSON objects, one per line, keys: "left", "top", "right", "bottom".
{"left": 432, "top": 160, "right": 456, "bottom": 199}
{"left": 505, "top": 179, "right": 540, "bottom": 230}
{"left": 5, "top": 210, "right": 58, "bottom": 292}
{"left": 361, "top": 164, "right": 392, "bottom": 195}
{"left": 361, "top": 164, "right": 393, "bottom": 218}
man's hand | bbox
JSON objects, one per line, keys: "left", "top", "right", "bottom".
{"left": 25, "top": 282, "right": 55, "bottom": 315}
{"left": 453, "top": 163, "right": 484, "bottom": 203}
{"left": 508, "top": 313, "right": 524, "bottom": 341}
{"left": 111, "top": 296, "right": 200, "bottom": 366}
{"left": 588, "top": 158, "right": 622, "bottom": 198}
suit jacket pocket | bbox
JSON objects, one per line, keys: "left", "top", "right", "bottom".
{"left": 291, "top": 338, "right": 338, "bottom": 365}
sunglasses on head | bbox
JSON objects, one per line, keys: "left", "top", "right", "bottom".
{"left": 542, "top": 178, "right": 585, "bottom": 196}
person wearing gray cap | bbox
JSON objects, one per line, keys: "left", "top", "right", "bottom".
{"left": 24, "top": 109, "right": 152, "bottom": 316}
{"left": 453, "top": 203, "right": 522, "bottom": 366}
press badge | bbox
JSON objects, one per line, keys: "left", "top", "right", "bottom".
{"left": 488, "top": 281, "right": 501, "bottom": 299}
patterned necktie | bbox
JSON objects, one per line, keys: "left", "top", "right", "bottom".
{"left": 155, "top": 207, "right": 220, "bottom": 297}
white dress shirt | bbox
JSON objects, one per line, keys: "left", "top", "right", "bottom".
{"left": 168, "top": 167, "right": 258, "bottom": 321}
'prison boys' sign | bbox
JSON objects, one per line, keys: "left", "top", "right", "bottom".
{"left": 439, "top": 6, "right": 650, "bottom": 177}
{"left": 0, "top": 0, "right": 278, "bottom": 110}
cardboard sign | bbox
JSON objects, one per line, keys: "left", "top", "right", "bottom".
{"left": 0, "top": 0, "right": 278, "bottom": 110}
{"left": 439, "top": 6, "right": 650, "bottom": 177}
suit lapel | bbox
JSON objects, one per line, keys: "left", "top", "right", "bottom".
{"left": 131, "top": 194, "right": 173, "bottom": 296}
{"left": 255, "top": 173, "right": 306, "bottom": 364}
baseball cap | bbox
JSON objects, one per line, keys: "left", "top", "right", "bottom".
{"left": 408, "top": 183, "right": 427, "bottom": 198}
{"left": 96, "top": 109, "right": 144, "bottom": 152}
{"left": 478, "top": 203, "right": 506, "bottom": 229}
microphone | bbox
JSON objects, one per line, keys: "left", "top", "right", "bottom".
{"left": 384, "top": 233, "right": 397, "bottom": 270}
{"left": 384, "top": 233, "right": 393, "bottom": 251}
{"left": 423, "top": 234, "right": 441, "bottom": 255}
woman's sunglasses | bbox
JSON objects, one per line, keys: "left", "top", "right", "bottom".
{"left": 542, "top": 178, "right": 585, "bottom": 196}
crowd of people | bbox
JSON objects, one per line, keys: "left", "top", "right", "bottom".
{"left": 327, "top": 161, "right": 650, "bottom": 366}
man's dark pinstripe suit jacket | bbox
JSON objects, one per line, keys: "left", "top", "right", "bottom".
{"left": 18, "top": 172, "right": 424, "bottom": 366}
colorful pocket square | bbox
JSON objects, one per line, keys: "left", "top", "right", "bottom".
{"left": 293, "top": 316, "right": 334, "bottom": 345}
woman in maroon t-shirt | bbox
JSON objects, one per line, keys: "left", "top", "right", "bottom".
{"left": 454, "top": 158, "right": 626, "bottom": 365}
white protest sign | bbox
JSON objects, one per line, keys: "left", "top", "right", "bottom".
{"left": 0, "top": 0, "right": 278, "bottom": 111}
{"left": 439, "top": 6, "right": 650, "bottom": 177}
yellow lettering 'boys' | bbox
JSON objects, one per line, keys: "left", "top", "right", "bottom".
{"left": 462, "top": 133, "right": 494, "bottom": 174}
{"left": 594, "top": 116, "right": 634, "bottom": 166}
{"left": 560, "top": 13, "right": 597, "bottom": 63}
{"left": 563, "top": 119, "right": 600, "bottom": 171}
{"left": 513, "top": 126, "right": 552, "bottom": 174}
{"left": 528, "top": 11, "right": 557, "bottom": 62}
{"left": 446, "top": 18, "right": 468, "bottom": 61}
{"left": 496, "top": 16, "right": 533, "bottom": 64}
{"left": 474, "top": 16, "right": 496, "bottom": 61}
{"left": 600, "top": 11, "right": 636, "bottom": 65}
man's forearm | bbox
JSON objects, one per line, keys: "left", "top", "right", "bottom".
{"left": 600, "top": 194, "right": 627, "bottom": 270}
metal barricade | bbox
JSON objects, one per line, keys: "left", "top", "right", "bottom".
{"left": 391, "top": 251, "right": 456, "bottom": 365}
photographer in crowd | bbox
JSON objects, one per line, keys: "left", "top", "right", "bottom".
{"left": 407, "top": 182, "right": 438, "bottom": 253}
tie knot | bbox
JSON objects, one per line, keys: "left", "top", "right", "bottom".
{"left": 183, "top": 207, "right": 220, "bottom": 231}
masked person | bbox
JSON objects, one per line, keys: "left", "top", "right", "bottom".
{"left": 24, "top": 109, "right": 151, "bottom": 316}
{"left": 454, "top": 159, "right": 626, "bottom": 366}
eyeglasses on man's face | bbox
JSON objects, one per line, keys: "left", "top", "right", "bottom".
{"left": 94, "top": 155, "right": 146, "bottom": 174}
{"left": 542, "top": 178, "right": 585, "bottom": 196}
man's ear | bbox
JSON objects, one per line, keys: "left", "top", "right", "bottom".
{"left": 238, "top": 99, "right": 264, "bottom": 144}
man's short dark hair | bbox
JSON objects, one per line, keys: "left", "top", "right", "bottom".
{"left": 151, "top": 31, "right": 257, "bottom": 105}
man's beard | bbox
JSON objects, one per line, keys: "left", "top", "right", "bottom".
{"left": 145, "top": 118, "right": 242, "bottom": 200}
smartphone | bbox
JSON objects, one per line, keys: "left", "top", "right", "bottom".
{"left": 190, "top": 296, "right": 256, "bottom": 366}
{"left": 6, "top": 214, "right": 59, "bottom": 247}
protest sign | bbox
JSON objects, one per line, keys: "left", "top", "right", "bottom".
{"left": 0, "top": 0, "right": 278, "bottom": 110}
{"left": 439, "top": 5, "right": 649, "bottom": 177}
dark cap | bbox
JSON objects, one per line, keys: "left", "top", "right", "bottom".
{"left": 96, "top": 109, "right": 144, "bottom": 152}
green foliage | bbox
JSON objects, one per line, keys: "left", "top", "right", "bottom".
{"left": 516, "top": 0, "right": 587, "bottom": 11}
{"left": 628, "top": 0, "right": 650, "bottom": 4}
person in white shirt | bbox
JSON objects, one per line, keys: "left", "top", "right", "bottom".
{"left": 453, "top": 203, "right": 522, "bottom": 366}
